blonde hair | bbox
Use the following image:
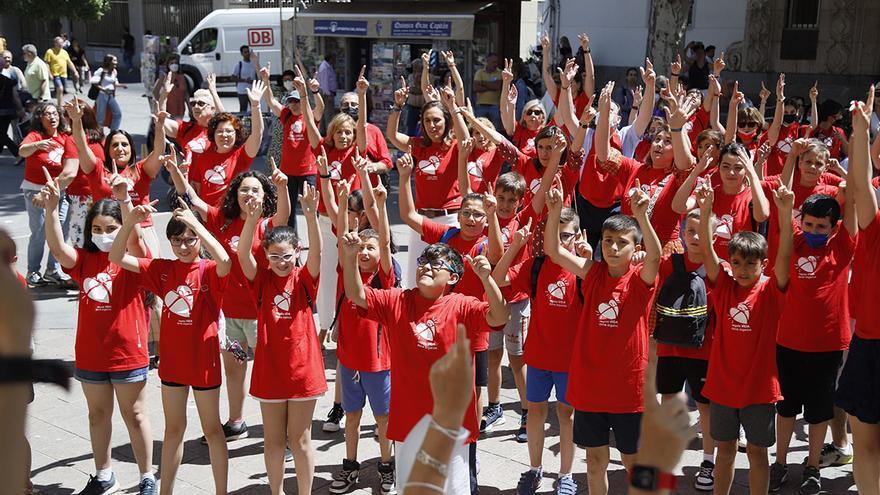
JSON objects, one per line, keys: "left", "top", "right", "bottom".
{"left": 519, "top": 99, "right": 546, "bottom": 127}
{"left": 326, "top": 113, "right": 356, "bottom": 149}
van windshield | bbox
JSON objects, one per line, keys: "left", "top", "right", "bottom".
{"left": 189, "top": 28, "right": 218, "bottom": 54}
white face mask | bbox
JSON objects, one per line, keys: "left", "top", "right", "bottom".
{"left": 91, "top": 231, "right": 118, "bottom": 252}
{"left": 283, "top": 80, "right": 294, "bottom": 91}
{"left": 169, "top": 63, "right": 179, "bottom": 72}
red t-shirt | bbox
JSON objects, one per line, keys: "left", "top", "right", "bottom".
{"left": 358, "top": 287, "right": 492, "bottom": 443}
{"left": 654, "top": 254, "right": 714, "bottom": 360}
{"left": 761, "top": 124, "right": 810, "bottom": 177}
{"left": 410, "top": 139, "right": 462, "bottom": 210}
{"left": 464, "top": 146, "right": 505, "bottom": 194}
{"left": 22, "top": 131, "right": 76, "bottom": 185}
{"left": 709, "top": 185, "right": 754, "bottom": 256}
{"left": 191, "top": 143, "right": 254, "bottom": 207}
{"left": 509, "top": 256, "right": 581, "bottom": 372}
{"left": 512, "top": 122, "right": 539, "bottom": 158}
{"left": 68, "top": 250, "right": 149, "bottom": 372}
{"left": 566, "top": 263, "right": 656, "bottom": 413}
{"left": 279, "top": 109, "right": 318, "bottom": 176}
{"left": 336, "top": 266, "right": 395, "bottom": 372}
{"left": 498, "top": 213, "right": 531, "bottom": 304}
{"left": 67, "top": 141, "right": 104, "bottom": 196}
{"left": 550, "top": 89, "right": 590, "bottom": 127}
{"left": 88, "top": 159, "right": 155, "bottom": 227}
{"left": 852, "top": 211, "right": 880, "bottom": 339}
{"left": 778, "top": 227, "right": 855, "bottom": 352}
{"left": 320, "top": 142, "right": 361, "bottom": 214}
{"left": 364, "top": 122, "right": 393, "bottom": 172}
{"left": 177, "top": 120, "right": 210, "bottom": 157}
{"left": 248, "top": 266, "right": 327, "bottom": 400}
{"left": 810, "top": 125, "right": 846, "bottom": 160}
{"left": 205, "top": 206, "right": 271, "bottom": 319}
{"left": 136, "top": 258, "right": 228, "bottom": 388}
{"left": 578, "top": 154, "right": 642, "bottom": 209}
{"left": 703, "top": 271, "right": 785, "bottom": 408}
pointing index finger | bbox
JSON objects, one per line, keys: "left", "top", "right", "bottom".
{"left": 359, "top": 65, "right": 366, "bottom": 79}
{"left": 42, "top": 166, "right": 53, "bottom": 184}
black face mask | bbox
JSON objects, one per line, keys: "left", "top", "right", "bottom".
{"left": 343, "top": 107, "right": 358, "bottom": 121}
{"left": 783, "top": 114, "right": 798, "bottom": 125}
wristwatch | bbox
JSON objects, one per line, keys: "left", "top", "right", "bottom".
{"left": 629, "top": 465, "right": 677, "bottom": 491}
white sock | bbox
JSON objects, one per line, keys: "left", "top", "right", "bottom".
{"left": 559, "top": 472, "right": 572, "bottom": 479}
{"left": 96, "top": 468, "right": 112, "bottom": 482}
{"left": 704, "top": 453, "right": 715, "bottom": 464}
{"left": 839, "top": 443, "right": 853, "bottom": 455}
{"left": 141, "top": 471, "right": 155, "bottom": 482}
{"left": 530, "top": 466, "right": 542, "bottom": 473}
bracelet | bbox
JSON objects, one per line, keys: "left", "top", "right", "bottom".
{"left": 122, "top": 195, "right": 132, "bottom": 204}
{"left": 429, "top": 418, "right": 462, "bottom": 440}
{"left": 416, "top": 449, "right": 448, "bottom": 476}
{"left": 561, "top": 85, "right": 570, "bottom": 90}
{"left": 390, "top": 105, "right": 402, "bottom": 112}
{"left": 671, "top": 72, "right": 680, "bottom": 77}
{"left": 631, "top": 106, "right": 638, "bottom": 110}
{"left": 670, "top": 127, "right": 683, "bottom": 132}
{"left": 319, "top": 173, "right": 331, "bottom": 179}
{"left": 579, "top": 123, "right": 590, "bottom": 129}
{"left": 404, "top": 482, "right": 445, "bottom": 493}
{"left": 585, "top": 48, "right": 591, "bottom": 53}
{"left": 311, "top": 90, "right": 319, "bottom": 95}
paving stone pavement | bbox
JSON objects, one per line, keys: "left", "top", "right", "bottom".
{"left": 0, "top": 86, "right": 860, "bottom": 494}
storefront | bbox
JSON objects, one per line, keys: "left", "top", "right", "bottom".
{"left": 281, "top": 1, "right": 513, "bottom": 129}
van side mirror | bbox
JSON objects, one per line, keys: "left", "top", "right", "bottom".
{"left": 182, "top": 45, "right": 192, "bottom": 55}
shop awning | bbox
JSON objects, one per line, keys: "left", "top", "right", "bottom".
{"left": 287, "top": 2, "right": 495, "bottom": 40}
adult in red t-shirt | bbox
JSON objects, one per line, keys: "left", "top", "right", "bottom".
{"left": 543, "top": 180, "right": 662, "bottom": 493}
{"left": 18, "top": 101, "right": 79, "bottom": 281}
{"left": 236, "top": 185, "right": 325, "bottom": 495}
{"left": 499, "top": 76, "right": 546, "bottom": 158}
{"left": 159, "top": 75, "right": 225, "bottom": 159}
{"left": 696, "top": 177, "right": 793, "bottom": 495}
{"left": 110, "top": 197, "right": 232, "bottom": 494}
{"left": 63, "top": 100, "right": 102, "bottom": 248}
{"left": 37, "top": 177, "right": 154, "bottom": 490}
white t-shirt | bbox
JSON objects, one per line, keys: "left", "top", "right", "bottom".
{"left": 234, "top": 60, "right": 256, "bottom": 94}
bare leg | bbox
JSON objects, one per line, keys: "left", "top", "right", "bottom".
{"left": 194, "top": 388, "right": 228, "bottom": 495}
{"left": 746, "top": 444, "right": 769, "bottom": 495}
{"left": 696, "top": 402, "right": 714, "bottom": 456}
{"left": 774, "top": 415, "right": 796, "bottom": 465}
{"left": 81, "top": 383, "right": 115, "bottom": 472}
{"left": 830, "top": 406, "right": 850, "bottom": 449}
{"left": 221, "top": 352, "right": 247, "bottom": 424}
{"left": 850, "top": 417, "right": 880, "bottom": 495}
{"left": 487, "top": 348, "right": 504, "bottom": 403}
{"left": 113, "top": 381, "right": 153, "bottom": 475}
{"left": 713, "top": 440, "right": 737, "bottom": 495}
{"left": 288, "top": 399, "right": 318, "bottom": 495}
{"left": 557, "top": 402, "right": 575, "bottom": 474}
{"left": 344, "top": 410, "right": 363, "bottom": 461}
{"left": 586, "top": 446, "right": 610, "bottom": 495}
{"left": 526, "top": 401, "right": 548, "bottom": 468}
{"left": 159, "top": 385, "right": 189, "bottom": 495}
{"left": 376, "top": 414, "right": 392, "bottom": 462}
{"left": 508, "top": 354, "right": 527, "bottom": 408}
{"left": 260, "top": 402, "right": 288, "bottom": 495}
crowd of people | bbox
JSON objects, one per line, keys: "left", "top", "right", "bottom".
{"left": 3, "top": 29, "right": 880, "bottom": 495}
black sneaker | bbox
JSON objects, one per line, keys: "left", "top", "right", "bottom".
{"left": 378, "top": 460, "right": 396, "bottom": 494}
{"left": 694, "top": 460, "right": 714, "bottom": 491}
{"left": 517, "top": 468, "right": 542, "bottom": 495}
{"left": 769, "top": 462, "right": 788, "bottom": 492}
{"left": 285, "top": 447, "right": 294, "bottom": 462}
{"left": 798, "top": 466, "right": 821, "bottom": 495}
{"left": 200, "top": 421, "right": 248, "bottom": 444}
{"left": 329, "top": 458, "right": 360, "bottom": 493}
{"left": 515, "top": 411, "right": 528, "bottom": 443}
{"left": 138, "top": 477, "right": 157, "bottom": 495}
{"left": 77, "top": 473, "right": 119, "bottom": 495}
{"left": 323, "top": 403, "right": 345, "bottom": 433}
{"left": 25, "top": 271, "right": 46, "bottom": 287}
{"left": 480, "top": 403, "right": 506, "bottom": 433}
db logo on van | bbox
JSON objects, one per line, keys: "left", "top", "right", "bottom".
{"left": 248, "top": 28, "right": 274, "bottom": 47}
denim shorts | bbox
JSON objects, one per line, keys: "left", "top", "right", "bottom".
{"left": 75, "top": 366, "right": 149, "bottom": 385}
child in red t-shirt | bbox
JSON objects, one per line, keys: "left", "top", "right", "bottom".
{"left": 110, "top": 198, "right": 232, "bottom": 494}
{"left": 38, "top": 170, "right": 155, "bottom": 493}
{"left": 340, "top": 226, "right": 509, "bottom": 492}
{"left": 760, "top": 74, "right": 817, "bottom": 177}
{"left": 696, "top": 179, "right": 794, "bottom": 495}
{"left": 493, "top": 206, "right": 585, "bottom": 493}
{"left": 237, "top": 183, "right": 325, "bottom": 495}
{"left": 545, "top": 180, "right": 663, "bottom": 495}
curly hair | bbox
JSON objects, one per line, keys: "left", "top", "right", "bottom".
{"left": 220, "top": 170, "right": 277, "bottom": 222}
{"left": 30, "top": 102, "right": 66, "bottom": 136}
{"left": 207, "top": 112, "right": 246, "bottom": 148}
{"left": 419, "top": 101, "right": 453, "bottom": 148}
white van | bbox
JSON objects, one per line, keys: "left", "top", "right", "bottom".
{"left": 178, "top": 8, "right": 294, "bottom": 91}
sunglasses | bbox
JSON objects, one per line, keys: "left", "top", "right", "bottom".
{"left": 526, "top": 108, "right": 544, "bottom": 116}
{"left": 267, "top": 253, "right": 297, "bottom": 263}
{"left": 416, "top": 255, "right": 458, "bottom": 274}
{"left": 738, "top": 122, "right": 759, "bottom": 129}
{"left": 190, "top": 101, "right": 209, "bottom": 108}
{"left": 169, "top": 236, "right": 198, "bottom": 247}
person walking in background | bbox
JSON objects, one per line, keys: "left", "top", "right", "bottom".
{"left": 473, "top": 53, "right": 503, "bottom": 131}
{"left": 121, "top": 27, "right": 135, "bottom": 73}
{"left": 233, "top": 45, "right": 257, "bottom": 113}
{"left": 0, "top": 69, "right": 24, "bottom": 160}
{"left": 21, "top": 44, "right": 50, "bottom": 102}
{"left": 151, "top": 55, "right": 187, "bottom": 120}
{"left": 68, "top": 38, "right": 89, "bottom": 94}
{"left": 44, "top": 36, "right": 77, "bottom": 107}
{"left": 317, "top": 53, "right": 338, "bottom": 133}
{"left": 91, "top": 55, "right": 125, "bottom": 131}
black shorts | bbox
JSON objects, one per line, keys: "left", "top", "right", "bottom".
{"left": 776, "top": 345, "right": 843, "bottom": 424}
{"left": 836, "top": 335, "right": 880, "bottom": 424}
{"left": 573, "top": 410, "right": 642, "bottom": 455}
{"left": 161, "top": 380, "right": 221, "bottom": 391}
{"left": 656, "top": 356, "right": 709, "bottom": 404}
{"left": 474, "top": 350, "right": 488, "bottom": 387}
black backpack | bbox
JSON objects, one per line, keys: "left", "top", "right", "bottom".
{"left": 529, "top": 255, "right": 583, "bottom": 303}
{"left": 653, "top": 253, "right": 709, "bottom": 348}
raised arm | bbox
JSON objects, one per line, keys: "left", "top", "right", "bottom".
{"left": 420, "top": 51, "right": 432, "bottom": 101}
{"left": 632, "top": 58, "right": 657, "bottom": 137}
{"left": 850, "top": 86, "right": 879, "bottom": 229}
{"left": 237, "top": 197, "right": 263, "bottom": 281}
{"left": 500, "top": 59, "right": 516, "bottom": 136}
{"left": 110, "top": 201, "right": 157, "bottom": 273}
{"left": 724, "top": 81, "right": 743, "bottom": 144}
{"left": 353, "top": 151, "right": 380, "bottom": 229}
{"left": 372, "top": 182, "right": 394, "bottom": 275}
{"left": 293, "top": 66, "right": 321, "bottom": 150}
{"left": 491, "top": 219, "right": 531, "bottom": 287}
{"left": 780, "top": 138, "right": 808, "bottom": 190}
{"left": 175, "top": 200, "right": 231, "bottom": 277}
{"left": 544, "top": 183, "right": 592, "bottom": 277}
{"left": 259, "top": 63, "right": 283, "bottom": 117}
{"left": 665, "top": 90, "right": 699, "bottom": 170}
{"left": 307, "top": 70, "right": 325, "bottom": 121}
{"left": 340, "top": 230, "right": 367, "bottom": 308}
{"left": 540, "top": 34, "right": 557, "bottom": 99}
{"left": 631, "top": 180, "right": 661, "bottom": 285}
{"left": 742, "top": 147, "right": 770, "bottom": 222}
{"left": 483, "top": 185, "right": 504, "bottom": 264}
{"left": 530, "top": 133, "right": 565, "bottom": 215}
{"left": 669, "top": 54, "right": 682, "bottom": 97}
{"left": 595, "top": 81, "right": 615, "bottom": 163}
{"left": 442, "top": 51, "right": 466, "bottom": 107}
{"left": 267, "top": 156, "right": 290, "bottom": 226}
{"left": 758, "top": 81, "right": 770, "bottom": 128}
{"left": 205, "top": 73, "right": 226, "bottom": 114}
{"left": 386, "top": 76, "right": 413, "bottom": 151}
{"left": 162, "top": 153, "right": 209, "bottom": 221}
{"left": 142, "top": 111, "right": 169, "bottom": 178}
{"left": 570, "top": 102, "right": 596, "bottom": 153}
{"left": 397, "top": 153, "right": 425, "bottom": 235}
{"left": 356, "top": 66, "right": 369, "bottom": 152}
{"left": 578, "top": 33, "right": 595, "bottom": 98}
{"left": 244, "top": 80, "right": 266, "bottom": 158}
{"left": 707, "top": 75, "right": 724, "bottom": 133}
{"left": 300, "top": 183, "right": 322, "bottom": 278}
{"left": 695, "top": 184, "right": 721, "bottom": 282}
{"left": 441, "top": 87, "right": 469, "bottom": 143}
{"left": 456, "top": 137, "right": 475, "bottom": 195}
{"left": 467, "top": 254, "right": 509, "bottom": 326}
{"left": 671, "top": 153, "right": 712, "bottom": 214}
{"left": 459, "top": 107, "right": 503, "bottom": 145}
{"left": 64, "top": 98, "right": 99, "bottom": 174}
{"left": 767, "top": 74, "right": 785, "bottom": 146}
{"left": 807, "top": 82, "right": 819, "bottom": 133}
{"left": 557, "top": 58, "right": 579, "bottom": 136}
{"left": 37, "top": 169, "right": 77, "bottom": 269}
{"left": 772, "top": 185, "right": 794, "bottom": 290}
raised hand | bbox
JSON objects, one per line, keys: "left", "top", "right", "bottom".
{"left": 713, "top": 52, "right": 726, "bottom": 75}
{"left": 540, "top": 34, "right": 550, "bottom": 52}
{"left": 754, "top": 141, "right": 771, "bottom": 170}
{"left": 316, "top": 148, "right": 329, "bottom": 177}
{"left": 421, "top": 49, "right": 431, "bottom": 68}
{"left": 501, "top": 58, "right": 514, "bottom": 84}
{"left": 243, "top": 196, "right": 263, "bottom": 220}
{"left": 465, "top": 254, "right": 492, "bottom": 280}
{"left": 172, "top": 197, "right": 200, "bottom": 228}
{"left": 373, "top": 182, "right": 388, "bottom": 204}
{"left": 292, "top": 65, "right": 308, "bottom": 93}
{"left": 442, "top": 50, "right": 456, "bottom": 66}
{"left": 671, "top": 54, "right": 682, "bottom": 76}
{"left": 559, "top": 58, "right": 577, "bottom": 87}
{"left": 258, "top": 61, "right": 271, "bottom": 83}
{"left": 759, "top": 81, "right": 771, "bottom": 102}
{"left": 574, "top": 229, "right": 593, "bottom": 258}
{"left": 512, "top": 217, "right": 532, "bottom": 247}
{"left": 459, "top": 137, "right": 475, "bottom": 157}
{"left": 776, "top": 73, "right": 786, "bottom": 101}
{"left": 160, "top": 71, "right": 174, "bottom": 97}
{"left": 809, "top": 81, "right": 819, "bottom": 102}
{"left": 397, "top": 152, "right": 414, "bottom": 178}
{"left": 773, "top": 184, "right": 795, "bottom": 211}
{"left": 64, "top": 97, "right": 84, "bottom": 121}
{"left": 789, "top": 137, "right": 812, "bottom": 157}
{"left": 728, "top": 80, "right": 743, "bottom": 107}
{"left": 299, "top": 182, "right": 319, "bottom": 217}
{"left": 506, "top": 84, "right": 518, "bottom": 105}
{"left": 340, "top": 230, "right": 362, "bottom": 258}
{"left": 631, "top": 85, "right": 644, "bottom": 109}
{"left": 695, "top": 182, "right": 715, "bottom": 211}
{"left": 640, "top": 58, "right": 656, "bottom": 86}
{"left": 630, "top": 179, "right": 650, "bottom": 218}
{"left": 355, "top": 65, "right": 369, "bottom": 95}
{"left": 482, "top": 183, "right": 497, "bottom": 217}
{"left": 307, "top": 74, "right": 321, "bottom": 94}
{"left": 708, "top": 74, "right": 722, "bottom": 98}
{"left": 268, "top": 156, "right": 287, "bottom": 187}
{"left": 599, "top": 80, "right": 615, "bottom": 115}
{"left": 394, "top": 76, "right": 409, "bottom": 107}
{"left": 131, "top": 200, "right": 159, "bottom": 225}
{"left": 550, "top": 130, "right": 567, "bottom": 156}
{"left": 695, "top": 150, "right": 715, "bottom": 175}
{"left": 207, "top": 73, "right": 217, "bottom": 91}
{"left": 546, "top": 178, "right": 563, "bottom": 211}
{"left": 851, "top": 84, "right": 876, "bottom": 132}
{"left": 247, "top": 79, "right": 266, "bottom": 104}
{"left": 577, "top": 33, "right": 590, "bottom": 51}
{"left": 35, "top": 166, "right": 60, "bottom": 211}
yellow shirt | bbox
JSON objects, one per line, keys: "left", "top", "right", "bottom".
{"left": 474, "top": 68, "right": 502, "bottom": 106}
{"left": 44, "top": 48, "right": 71, "bottom": 78}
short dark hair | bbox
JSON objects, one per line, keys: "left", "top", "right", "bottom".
{"left": 801, "top": 194, "right": 841, "bottom": 225}
{"left": 559, "top": 207, "right": 578, "bottom": 227}
{"left": 461, "top": 193, "right": 485, "bottom": 210}
{"left": 166, "top": 216, "right": 193, "bottom": 239}
{"left": 495, "top": 172, "right": 526, "bottom": 199}
{"left": 602, "top": 215, "right": 642, "bottom": 245}
{"left": 719, "top": 142, "right": 748, "bottom": 162}
{"left": 818, "top": 99, "right": 844, "bottom": 122}
{"left": 421, "top": 243, "right": 464, "bottom": 276}
{"left": 240, "top": 45, "right": 249, "bottom": 53}
{"left": 103, "top": 130, "right": 137, "bottom": 171}
{"left": 727, "top": 231, "right": 768, "bottom": 261}
{"left": 783, "top": 97, "right": 802, "bottom": 111}
{"left": 263, "top": 225, "right": 300, "bottom": 250}
{"left": 83, "top": 199, "right": 122, "bottom": 253}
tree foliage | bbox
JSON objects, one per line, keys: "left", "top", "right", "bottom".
{"left": 0, "top": 0, "right": 111, "bottom": 21}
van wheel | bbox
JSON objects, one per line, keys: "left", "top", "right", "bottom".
{"left": 181, "top": 68, "right": 202, "bottom": 95}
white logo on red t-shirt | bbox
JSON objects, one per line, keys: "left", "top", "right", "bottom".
{"left": 229, "top": 235, "right": 240, "bottom": 252}
{"left": 47, "top": 145, "right": 63, "bottom": 166}
{"left": 328, "top": 160, "right": 343, "bottom": 180}
{"left": 83, "top": 272, "right": 112, "bottom": 304}
{"left": 273, "top": 291, "right": 291, "bottom": 312}
{"left": 716, "top": 214, "right": 734, "bottom": 240}
{"left": 597, "top": 298, "right": 619, "bottom": 326}
{"left": 528, "top": 178, "right": 542, "bottom": 194}
{"left": 164, "top": 285, "right": 194, "bottom": 318}
{"left": 417, "top": 156, "right": 441, "bottom": 176}
{"left": 204, "top": 165, "right": 227, "bottom": 185}
{"left": 501, "top": 227, "right": 511, "bottom": 246}
{"left": 413, "top": 319, "right": 438, "bottom": 350}
{"left": 821, "top": 136, "right": 834, "bottom": 148}
{"left": 777, "top": 137, "right": 793, "bottom": 154}
{"left": 526, "top": 138, "right": 535, "bottom": 148}
{"left": 796, "top": 255, "right": 818, "bottom": 276}
{"left": 729, "top": 302, "right": 751, "bottom": 329}
{"left": 467, "top": 159, "right": 483, "bottom": 179}
{"left": 189, "top": 136, "right": 208, "bottom": 154}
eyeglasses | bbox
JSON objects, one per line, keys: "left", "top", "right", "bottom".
{"left": 267, "top": 253, "right": 297, "bottom": 263}
{"left": 416, "top": 255, "right": 458, "bottom": 274}
{"left": 738, "top": 122, "right": 759, "bottom": 129}
{"left": 341, "top": 103, "right": 359, "bottom": 110}
{"left": 526, "top": 108, "right": 544, "bottom": 116}
{"left": 559, "top": 232, "right": 577, "bottom": 243}
{"left": 460, "top": 209, "right": 486, "bottom": 221}
{"left": 190, "top": 101, "right": 209, "bottom": 108}
{"left": 169, "top": 236, "right": 199, "bottom": 247}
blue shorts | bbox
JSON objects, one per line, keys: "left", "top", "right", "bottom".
{"left": 339, "top": 363, "right": 391, "bottom": 416}
{"left": 75, "top": 366, "right": 149, "bottom": 385}
{"left": 52, "top": 75, "right": 66, "bottom": 89}
{"left": 526, "top": 366, "right": 570, "bottom": 405}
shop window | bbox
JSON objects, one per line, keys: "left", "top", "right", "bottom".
{"left": 781, "top": 0, "right": 819, "bottom": 60}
